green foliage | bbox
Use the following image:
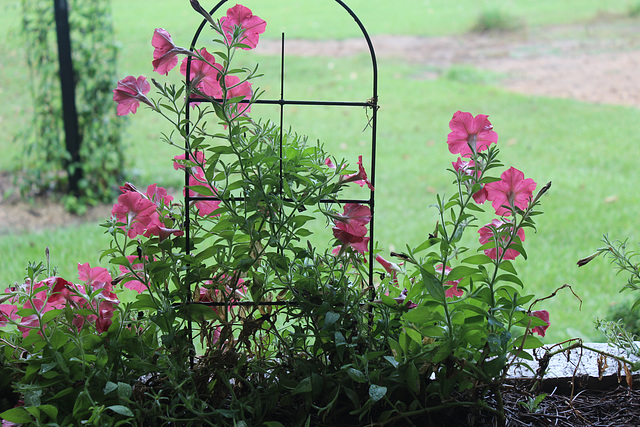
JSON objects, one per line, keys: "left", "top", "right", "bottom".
{"left": 629, "top": 1, "right": 640, "bottom": 17}
{"left": 605, "top": 301, "right": 640, "bottom": 336}
{"left": 517, "top": 393, "right": 547, "bottom": 413}
{"left": 583, "top": 236, "right": 640, "bottom": 346}
{"left": 471, "top": 8, "right": 522, "bottom": 33}
{"left": 0, "top": 262, "right": 146, "bottom": 425}
{"left": 17, "top": 0, "right": 123, "bottom": 212}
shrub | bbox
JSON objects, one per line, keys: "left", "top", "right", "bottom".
{"left": 17, "top": 0, "right": 123, "bottom": 213}
{"left": 471, "top": 8, "right": 522, "bottom": 33}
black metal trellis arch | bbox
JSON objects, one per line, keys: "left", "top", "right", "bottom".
{"left": 183, "top": 0, "right": 378, "bottom": 308}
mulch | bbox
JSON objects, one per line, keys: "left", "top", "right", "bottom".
{"left": 419, "top": 381, "right": 640, "bottom": 427}
{"left": 502, "top": 383, "right": 640, "bottom": 427}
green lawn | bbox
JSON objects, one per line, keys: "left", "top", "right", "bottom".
{"left": 1, "top": 0, "right": 639, "bottom": 343}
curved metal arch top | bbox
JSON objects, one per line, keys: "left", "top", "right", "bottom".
{"left": 189, "top": 0, "right": 378, "bottom": 97}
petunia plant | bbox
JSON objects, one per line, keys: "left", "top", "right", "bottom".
{"left": 0, "top": 3, "right": 556, "bottom": 426}
{"left": 367, "top": 110, "right": 552, "bottom": 424}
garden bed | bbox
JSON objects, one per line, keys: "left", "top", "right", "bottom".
{"left": 459, "top": 342, "right": 640, "bottom": 426}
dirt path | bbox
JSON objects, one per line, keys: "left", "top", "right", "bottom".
{"left": 256, "top": 14, "right": 640, "bottom": 108}
{"left": 2, "top": 16, "right": 640, "bottom": 234}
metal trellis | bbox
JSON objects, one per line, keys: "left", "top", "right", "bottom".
{"left": 182, "top": 0, "right": 378, "bottom": 313}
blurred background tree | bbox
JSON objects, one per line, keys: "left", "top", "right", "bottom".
{"left": 18, "top": 0, "right": 124, "bottom": 213}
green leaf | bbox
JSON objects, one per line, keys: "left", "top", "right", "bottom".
{"left": 406, "top": 362, "right": 420, "bottom": 393}
{"left": 50, "top": 387, "right": 74, "bottom": 400}
{"left": 0, "top": 407, "right": 33, "bottom": 423}
{"left": 405, "top": 327, "right": 423, "bottom": 344}
{"left": 519, "top": 334, "right": 544, "bottom": 349}
{"left": 109, "top": 256, "right": 132, "bottom": 267}
{"left": 39, "top": 404, "right": 58, "bottom": 421}
{"left": 462, "top": 254, "right": 493, "bottom": 265}
{"left": 369, "top": 384, "right": 387, "bottom": 402}
{"left": 456, "top": 303, "right": 489, "bottom": 317}
{"left": 180, "top": 303, "right": 219, "bottom": 321}
{"left": 39, "top": 362, "right": 58, "bottom": 374}
{"left": 465, "top": 202, "right": 485, "bottom": 212}
{"left": 496, "top": 274, "right": 524, "bottom": 288}
{"left": 107, "top": 405, "right": 134, "bottom": 417}
{"left": 237, "top": 257, "right": 255, "bottom": 272}
{"left": 42, "top": 308, "right": 64, "bottom": 324}
{"left": 346, "top": 367, "right": 367, "bottom": 383}
{"left": 388, "top": 338, "right": 403, "bottom": 358}
{"left": 291, "top": 377, "right": 312, "bottom": 395}
{"left": 52, "top": 350, "right": 69, "bottom": 374}
{"left": 16, "top": 308, "right": 37, "bottom": 317}
{"left": 508, "top": 243, "right": 528, "bottom": 260}
{"left": 446, "top": 265, "right": 477, "bottom": 281}
{"left": 498, "top": 260, "right": 518, "bottom": 275}
{"left": 487, "top": 333, "right": 502, "bottom": 352}
{"left": 384, "top": 355, "right": 399, "bottom": 368}
{"left": 130, "top": 293, "right": 159, "bottom": 311}
{"left": 117, "top": 382, "right": 133, "bottom": 399}
{"left": 325, "top": 311, "right": 340, "bottom": 327}
{"left": 413, "top": 238, "right": 440, "bottom": 253}
{"left": 104, "top": 381, "right": 118, "bottom": 395}
{"left": 420, "top": 267, "right": 446, "bottom": 302}
{"left": 402, "top": 306, "right": 432, "bottom": 324}
{"left": 421, "top": 325, "right": 445, "bottom": 337}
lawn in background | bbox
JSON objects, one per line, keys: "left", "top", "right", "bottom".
{"left": 1, "top": 0, "right": 639, "bottom": 343}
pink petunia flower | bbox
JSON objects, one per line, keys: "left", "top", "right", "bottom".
{"left": 95, "top": 296, "right": 119, "bottom": 334}
{"left": 111, "top": 191, "right": 159, "bottom": 238}
{"left": 478, "top": 219, "right": 525, "bottom": 261}
{"left": 530, "top": 310, "right": 550, "bottom": 337}
{"left": 376, "top": 255, "right": 402, "bottom": 283}
{"left": 333, "top": 222, "right": 370, "bottom": 255}
{"left": 435, "top": 264, "right": 464, "bottom": 298}
{"left": 144, "top": 220, "right": 184, "bottom": 241}
{"left": 78, "top": 262, "right": 112, "bottom": 290}
{"left": 75, "top": 264, "right": 119, "bottom": 333}
{"left": 77, "top": 263, "right": 118, "bottom": 303}
{"left": 340, "top": 156, "right": 374, "bottom": 191}
{"left": 220, "top": 4, "right": 267, "bottom": 49}
{"left": 16, "top": 277, "right": 75, "bottom": 336}
{"left": 0, "top": 303, "right": 18, "bottom": 328}
{"left": 332, "top": 203, "right": 371, "bottom": 255}
{"left": 172, "top": 152, "right": 220, "bottom": 217}
{"left": 447, "top": 111, "right": 498, "bottom": 157}
{"left": 333, "top": 203, "right": 372, "bottom": 227}
{"left": 325, "top": 157, "right": 339, "bottom": 169}
{"left": 393, "top": 288, "right": 417, "bottom": 310}
{"left": 173, "top": 151, "right": 206, "bottom": 171}
{"left": 188, "top": 168, "right": 221, "bottom": 217}
{"left": 119, "top": 255, "right": 149, "bottom": 294}
{"left": 180, "top": 48, "right": 223, "bottom": 99}
{"left": 145, "top": 183, "right": 174, "bottom": 207}
{"left": 224, "top": 74, "right": 253, "bottom": 117}
{"left": 113, "top": 75, "right": 154, "bottom": 116}
{"left": 485, "top": 167, "right": 537, "bottom": 216}
{"left": 41, "top": 276, "right": 78, "bottom": 309}
{"left": 152, "top": 28, "right": 192, "bottom": 75}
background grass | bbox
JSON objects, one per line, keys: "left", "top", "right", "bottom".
{"left": 1, "top": 0, "right": 639, "bottom": 343}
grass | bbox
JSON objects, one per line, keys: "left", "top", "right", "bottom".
{"left": 1, "top": 0, "right": 639, "bottom": 344}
